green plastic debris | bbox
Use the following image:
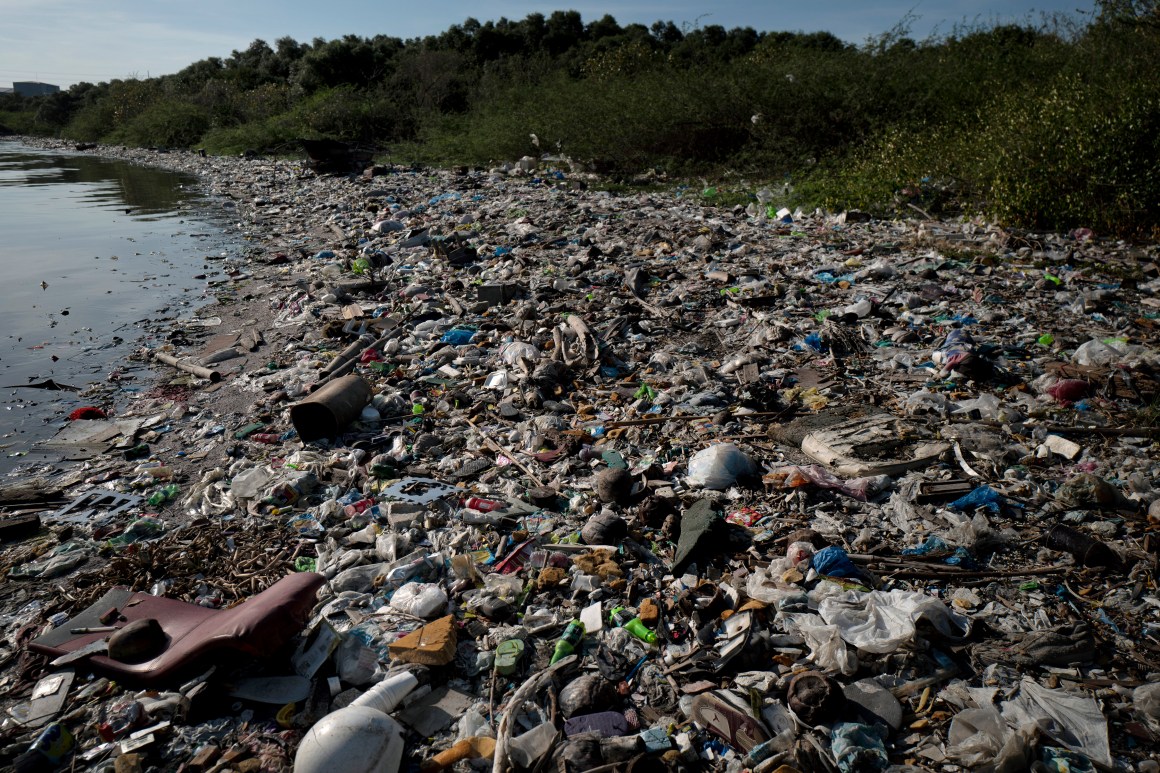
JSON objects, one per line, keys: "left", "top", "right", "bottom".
{"left": 634, "top": 383, "right": 658, "bottom": 401}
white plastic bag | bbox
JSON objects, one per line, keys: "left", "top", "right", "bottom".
{"left": 946, "top": 707, "right": 1007, "bottom": 767}
{"left": 389, "top": 583, "right": 448, "bottom": 618}
{"left": 1072, "top": 339, "right": 1126, "bottom": 367}
{"left": 818, "top": 589, "right": 971, "bottom": 653}
{"left": 686, "top": 444, "right": 759, "bottom": 489}
{"left": 782, "top": 613, "right": 858, "bottom": 675}
{"left": 230, "top": 466, "right": 274, "bottom": 499}
{"left": 1001, "top": 677, "right": 1111, "bottom": 768}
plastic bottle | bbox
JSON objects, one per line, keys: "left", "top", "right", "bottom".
{"left": 350, "top": 671, "right": 419, "bottom": 713}
{"left": 12, "top": 723, "right": 74, "bottom": 772}
{"left": 550, "top": 620, "right": 585, "bottom": 664}
{"left": 463, "top": 496, "right": 504, "bottom": 512}
{"left": 610, "top": 607, "right": 658, "bottom": 644}
{"left": 147, "top": 483, "right": 180, "bottom": 507}
{"left": 294, "top": 705, "right": 405, "bottom": 773}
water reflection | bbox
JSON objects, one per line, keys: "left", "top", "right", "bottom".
{"left": 0, "top": 141, "right": 232, "bottom": 475}
{"left": 0, "top": 146, "right": 198, "bottom": 214}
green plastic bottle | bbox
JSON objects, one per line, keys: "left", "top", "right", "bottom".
{"left": 610, "top": 607, "right": 658, "bottom": 644}
{"left": 147, "top": 483, "right": 180, "bottom": 507}
{"left": 550, "top": 620, "right": 585, "bottom": 664}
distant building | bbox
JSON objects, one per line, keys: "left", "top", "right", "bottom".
{"left": 13, "top": 82, "right": 60, "bottom": 97}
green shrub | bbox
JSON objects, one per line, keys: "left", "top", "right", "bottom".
{"left": 0, "top": 110, "right": 38, "bottom": 136}
{"left": 108, "top": 100, "right": 211, "bottom": 148}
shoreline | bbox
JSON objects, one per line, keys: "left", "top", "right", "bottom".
{"left": 2, "top": 140, "right": 281, "bottom": 483}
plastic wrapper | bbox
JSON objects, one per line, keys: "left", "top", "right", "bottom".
{"left": 901, "top": 535, "right": 978, "bottom": 569}
{"left": 330, "top": 562, "right": 389, "bottom": 594}
{"left": 334, "top": 627, "right": 387, "bottom": 686}
{"left": 953, "top": 393, "right": 1004, "bottom": 421}
{"left": 905, "top": 389, "right": 949, "bottom": 416}
{"left": 811, "top": 546, "right": 859, "bottom": 578}
{"left": 685, "top": 444, "right": 759, "bottom": 489}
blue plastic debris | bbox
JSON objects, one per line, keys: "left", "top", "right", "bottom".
{"left": 902, "top": 535, "right": 950, "bottom": 556}
{"left": 803, "top": 333, "right": 827, "bottom": 352}
{"left": 902, "top": 536, "right": 979, "bottom": 569}
{"left": 812, "top": 546, "right": 859, "bottom": 578}
{"left": 949, "top": 485, "right": 1005, "bottom": 513}
{"left": 440, "top": 327, "right": 476, "bottom": 345}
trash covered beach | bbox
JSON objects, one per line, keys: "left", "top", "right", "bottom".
{"left": 2, "top": 139, "right": 1160, "bottom": 772}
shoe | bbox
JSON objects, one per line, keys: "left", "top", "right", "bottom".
{"left": 690, "top": 690, "right": 770, "bottom": 753}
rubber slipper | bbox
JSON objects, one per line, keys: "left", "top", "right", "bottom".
{"left": 494, "top": 639, "right": 525, "bottom": 676}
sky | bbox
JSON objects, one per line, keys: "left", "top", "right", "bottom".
{"left": 1, "top": 0, "right": 1096, "bottom": 90}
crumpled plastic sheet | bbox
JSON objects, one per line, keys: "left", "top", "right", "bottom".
{"left": 1000, "top": 677, "right": 1111, "bottom": 768}
{"left": 817, "top": 589, "right": 971, "bottom": 653}
{"left": 782, "top": 613, "right": 858, "bottom": 676}
{"left": 830, "top": 722, "right": 889, "bottom": 772}
{"left": 945, "top": 706, "right": 1030, "bottom": 772}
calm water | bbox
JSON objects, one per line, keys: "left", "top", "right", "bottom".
{"left": 0, "top": 140, "right": 234, "bottom": 474}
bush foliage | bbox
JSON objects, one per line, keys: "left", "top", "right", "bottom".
{"left": 3, "top": 3, "right": 1157, "bottom": 237}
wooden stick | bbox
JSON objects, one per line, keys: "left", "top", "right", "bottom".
{"left": 953, "top": 418, "right": 1160, "bottom": 439}
{"left": 152, "top": 351, "right": 221, "bottom": 382}
{"left": 601, "top": 410, "right": 791, "bottom": 430}
{"left": 467, "top": 418, "right": 544, "bottom": 488}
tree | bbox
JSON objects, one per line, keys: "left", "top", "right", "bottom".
{"left": 544, "top": 10, "right": 585, "bottom": 56}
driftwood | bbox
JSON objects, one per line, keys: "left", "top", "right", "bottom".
{"left": 847, "top": 553, "right": 1066, "bottom": 580}
{"left": 467, "top": 418, "right": 544, "bottom": 488}
{"left": 153, "top": 351, "right": 221, "bottom": 383}
{"left": 0, "top": 478, "right": 64, "bottom": 507}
